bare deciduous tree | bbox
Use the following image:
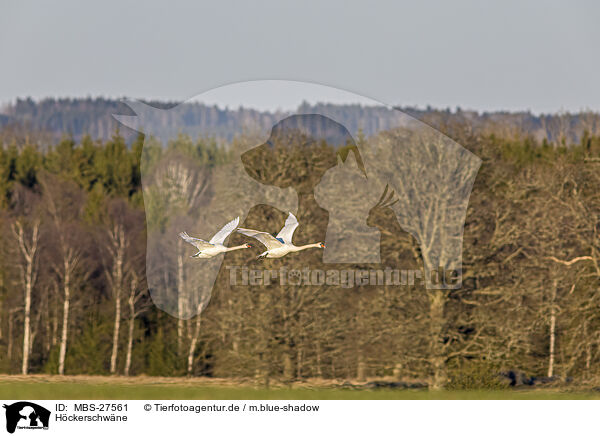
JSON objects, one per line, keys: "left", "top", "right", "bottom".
{"left": 124, "top": 272, "right": 149, "bottom": 376}
{"left": 41, "top": 174, "right": 88, "bottom": 375}
{"left": 12, "top": 219, "right": 40, "bottom": 375}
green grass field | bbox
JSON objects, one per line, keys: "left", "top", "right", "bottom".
{"left": 0, "top": 376, "right": 598, "bottom": 400}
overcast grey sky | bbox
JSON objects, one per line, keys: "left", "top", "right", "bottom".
{"left": 0, "top": 0, "right": 598, "bottom": 113}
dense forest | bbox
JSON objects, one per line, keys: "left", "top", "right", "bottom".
{"left": 2, "top": 97, "right": 599, "bottom": 145}
{"left": 1, "top": 102, "right": 600, "bottom": 391}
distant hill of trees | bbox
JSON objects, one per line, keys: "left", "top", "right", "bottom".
{"left": 2, "top": 97, "right": 599, "bottom": 146}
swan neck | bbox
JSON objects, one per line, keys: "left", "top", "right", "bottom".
{"left": 295, "top": 243, "right": 321, "bottom": 251}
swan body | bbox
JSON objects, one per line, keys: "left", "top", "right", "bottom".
{"left": 237, "top": 212, "right": 325, "bottom": 258}
{"left": 179, "top": 217, "right": 251, "bottom": 258}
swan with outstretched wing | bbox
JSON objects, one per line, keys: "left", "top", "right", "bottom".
{"left": 237, "top": 212, "right": 324, "bottom": 258}
{"left": 179, "top": 217, "right": 251, "bottom": 258}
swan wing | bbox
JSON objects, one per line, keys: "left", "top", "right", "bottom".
{"left": 237, "top": 228, "right": 283, "bottom": 250}
{"left": 179, "top": 232, "right": 213, "bottom": 250}
{"left": 276, "top": 212, "right": 299, "bottom": 244}
{"left": 209, "top": 216, "right": 240, "bottom": 245}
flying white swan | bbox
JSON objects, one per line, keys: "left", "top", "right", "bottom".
{"left": 179, "top": 217, "right": 251, "bottom": 258}
{"left": 237, "top": 212, "right": 325, "bottom": 258}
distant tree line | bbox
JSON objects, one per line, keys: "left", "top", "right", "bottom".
{"left": 1, "top": 118, "right": 600, "bottom": 390}
{"left": 2, "top": 97, "right": 599, "bottom": 146}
